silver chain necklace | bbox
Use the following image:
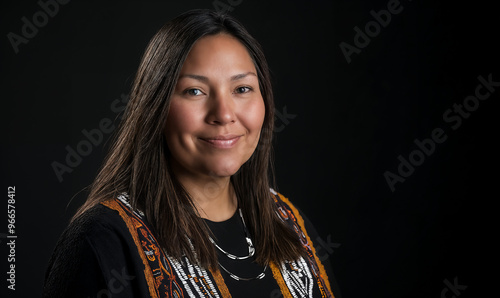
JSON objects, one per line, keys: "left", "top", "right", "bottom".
{"left": 218, "top": 262, "right": 267, "bottom": 281}
{"left": 209, "top": 208, "right": 267, "bottom": 281}
{"left": 208, "top": 208, "right": 255, "bottom": 260}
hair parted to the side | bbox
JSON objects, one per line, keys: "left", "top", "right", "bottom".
{"left": 72, "top": 9, "right": 305, "bottom": 269}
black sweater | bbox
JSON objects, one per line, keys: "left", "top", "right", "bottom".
{"left": 43, "top": 193, "right": 341, "bottom": 297}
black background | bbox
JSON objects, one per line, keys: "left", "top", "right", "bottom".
{"left": 1, "top": 0, "right": 498, "bottom": 297}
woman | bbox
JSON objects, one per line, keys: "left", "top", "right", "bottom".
{"left": 43, "top": 9, "right": 339, "bottom": 298}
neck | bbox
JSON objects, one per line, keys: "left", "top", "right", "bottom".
{"left": 171, "top": 164, "right": 237, "bottom": 222}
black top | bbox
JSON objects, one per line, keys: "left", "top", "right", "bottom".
{"left": 43, "top": 204, "right": 150, "bottom": 297}
{"left": 43, "top": 195, "right": 341, "bottom": 297}
{"left": 203, "top": 210, "right": 278, "bottom": 296}
{"left": 204, "top": 209, "right": 339, "bottom": 297}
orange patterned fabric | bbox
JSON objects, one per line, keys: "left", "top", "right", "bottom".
{"left": 101, "top": 192, "right": 336, "bottom": 297}
{"left": 102, "top": 197, "right": 229, "bottom": 297}
{"left": 269, "top": 261, "right": 294, "bottom": 298}
{"left": 101, "top": 199, "right": 160, "bottom": 298}
{"left": 272, "top": 192, "right": 335, "bottom": 298}
{"left": 208, "top": 268, "right": 232, "bottom": 298}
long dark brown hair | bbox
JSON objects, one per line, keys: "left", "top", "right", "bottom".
{"left": 73, "top": 9, "right": 305, "bottom": 269}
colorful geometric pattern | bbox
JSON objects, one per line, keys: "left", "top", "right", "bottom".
{"left": 101, "top": 191, "right": 334, "bottom": 297}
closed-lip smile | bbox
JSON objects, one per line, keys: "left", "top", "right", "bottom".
{"left": 200, "top": 134, "right": 241, "bottom": 148}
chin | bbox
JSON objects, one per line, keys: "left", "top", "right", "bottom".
{"left": 204, "top": 159, "right": 244, "bottom": 178}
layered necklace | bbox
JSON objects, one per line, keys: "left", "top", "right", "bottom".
{"left": 209, "top": 208, "right": 267, "bottom": 281}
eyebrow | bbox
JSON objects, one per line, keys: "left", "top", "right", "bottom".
{"left": 178, "top": 72, "right": 257, "bottom": 83}
{"left": 230, "top": 72, "right": 257, "bottom": 81}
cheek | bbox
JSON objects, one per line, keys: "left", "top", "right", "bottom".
{"left": 240, "top": 98, "right": 266, "bottom": 141}
{"left": 165, "top": 100, "right": 202, "bottom": 145}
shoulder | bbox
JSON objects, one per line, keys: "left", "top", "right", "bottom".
{"left": 47, "top": 198, "right": 144, "bottom": 263}
{"left": 270, "top": 188, "right": 328, "bottom": 258}
{"left": 270, "top": 188, "right": 306, "bottom": 225}
{"left": 43, "top": 201, "right": 148, "bottom": 297}
{"left": 67, "top": 202, "right": 128, "bottom": 237}
{"left": 270, "top": 188, "right": 318, "bottom": 245}
{"left": 56, "top": 195, "right": 148, "bottom": 253}
{"left": 271, "top": 189, "right": 342, "bottom": 297}
{"left": 44, "top": 201, "right": 132, "bottom": 266}
{"left": 47, "top": 203, "right": 126, "bottom": 257}
{"left": 51, "top": 202, "right": 134, "bottom": 255}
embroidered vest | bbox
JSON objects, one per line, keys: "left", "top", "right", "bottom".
{"left": 101, "top": 191, "right": 334, "bottom": 298}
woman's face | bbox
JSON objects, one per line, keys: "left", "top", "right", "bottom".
{"left": 165, "top": 33, "right": 265, "bottom": 179}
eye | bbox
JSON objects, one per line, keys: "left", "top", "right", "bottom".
{"left": 185, "top": 88, "right": 204, "bottom": 96}
{"left": 234, "top": 86, "right": 252, "bottom": 94}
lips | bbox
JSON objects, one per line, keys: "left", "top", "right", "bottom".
{"left": 200, "top": 134, "right": 241, "bottom": 149}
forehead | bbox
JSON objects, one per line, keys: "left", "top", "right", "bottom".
{"left": 180, "top": 33, "right": 256, "bottom": 75}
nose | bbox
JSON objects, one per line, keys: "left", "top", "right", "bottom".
{"left": 206, "top": 91, "right": 236, "bottom": 125}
